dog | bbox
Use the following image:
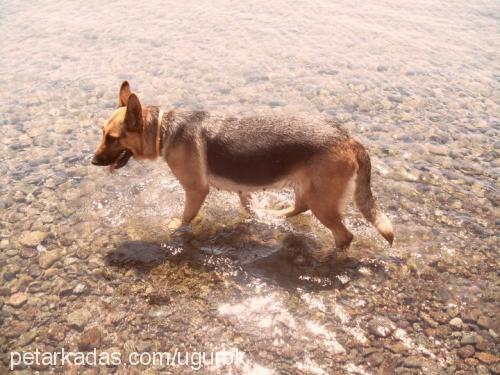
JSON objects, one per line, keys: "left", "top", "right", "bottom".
{"left": 92, "top": 81, "right": 394, "bottom": 257}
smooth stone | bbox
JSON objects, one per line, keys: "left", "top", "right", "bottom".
{"left": 17, "top": 331, "right": 36, "bottom": 347}
{"left": 457, "top": 345, "right": 475, "bottom": 359}
{"left": 449, "top": 317, "right": 464, "bottom": 330}
{"left": 8, "top": 292, "right": 28, "bottom": 307}
{"left": 3, "top": 264, "right": 20, "bottom": 281}
{"left": 5, "top": 321, "right": 30, "bottom": 337}
{"left": 461, "top": 333, "right": 483, "bottom": 346}
{"left": 476, "top": 365, "right": 491, "bottom": 375}
{"left": 38, "top": 250, "right": 61, "bottom": 269}
{"left": 67, "top": 308, "right": 92, "bottom": 330}
{"left": 78, "top": 327, "right": 102, "bottom": 350}
{"left": 368, "top": 317, "right": 395, "bottom": 338}
{"left": 477, "top": 316, "right": 493, "bottom": 330}
{"left": 420, "top": 311, "right": 439, "bottom": 328}
{"left": 475, "top": 352, "right": 499, "bottom": 364}
{"left": 402, "top": 356, "right": 424, "bottom": 368}
{"left": 19, "top": 231, "right": 48, "bottom": 247}
{"left": 366, "top": 352, "right": 384, "bottom": 366}
{"left": 20, "top": 247, "right": 38, "bottom": 259}
{"left": 47, "top": 324, "right": 66, "bottom": 342}
{"left": 73, "top": 283, "right": 88, "bottom": 295}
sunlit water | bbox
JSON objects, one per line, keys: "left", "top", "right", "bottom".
{"left": 0, "top": 0, "right": 498, "bottom": 373}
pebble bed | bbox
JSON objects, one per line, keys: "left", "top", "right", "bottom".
{"left": 0, "top": 0, "right": 499, "bottom": 374}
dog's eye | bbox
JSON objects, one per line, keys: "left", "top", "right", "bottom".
{"left": 106, "top": 135, "right": 119, "bottom": 145}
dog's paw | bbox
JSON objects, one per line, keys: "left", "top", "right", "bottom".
{"left": 167, "top": 218, "right": 191, "bottom": 236}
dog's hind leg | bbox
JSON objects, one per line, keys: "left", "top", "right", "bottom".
{"left": 239, "top": 192, "right": 253, "bottom": 214}
{"left": 269, "top": 187, "right": 309, "bottom": 218}
{"left": 304, "top": 168, "right": 356, "bottom": 260}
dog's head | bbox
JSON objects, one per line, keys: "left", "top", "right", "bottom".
{"left": 91, "top": 81, "right": 149, "bottom": 171}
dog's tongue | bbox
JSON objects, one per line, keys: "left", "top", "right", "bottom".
{"left": 108, "top": 163, "right": 117, "bottom": 173}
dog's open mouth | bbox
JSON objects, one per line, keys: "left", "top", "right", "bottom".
{"left": 109, "top": 149, "right": 133, "bottom": 172}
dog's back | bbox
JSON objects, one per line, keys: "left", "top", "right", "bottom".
{"left": 166, "top": 110, "right": 351, "bottom": 186}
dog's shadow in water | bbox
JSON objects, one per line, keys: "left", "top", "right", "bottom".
{"left": 104, "top": 221, "right": 378, "bottom": 292}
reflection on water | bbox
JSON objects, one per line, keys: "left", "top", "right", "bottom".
{"left": 0, "top": 0, "right": 498, "bottom": 373}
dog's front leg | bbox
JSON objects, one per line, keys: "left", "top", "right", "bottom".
{"left": 182, "top": 187, "right": 209, "bottom": 225}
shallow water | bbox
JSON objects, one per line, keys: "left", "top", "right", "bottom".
{"left": 0, "top": 0, "right": 499, "bottom": 373}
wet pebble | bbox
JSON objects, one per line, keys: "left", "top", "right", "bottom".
{"left": 3, "top": 264, "right": 20, "bottom": 281}
{"left": 475, "top": 352, "right": 499, "bottom": 365}
{"left": 4, "top": 321, "right": 30, "bottom": 338}
{"left": 402, "top": 355, "right": 424, "bottom": 368}
{"left": 461, "top": 333, "right": 483, "bottom": 346}
{"left": 20, "top": 247, "right": 38, "bottom": 259}
{"left": 47, "top": 323, "right": 66, "bottom": 342}
{"left": 19, "top": 230, "right": 48, "bottom": 247}
{"left": 366, "top": 352, "right": 384, "bottom": 366}
{"left": 38, "top": 249, "right": 62, "bottom": 269}
{"left": 17, "top": 331, "right": 36, "bottom": 347}
{"left": 67, "top": 308, "right": 92, "bottom": 330}
{"left": 449, "top": 317, "right": 464, "bottom": 330}
{"left": 78, "top": 326, "right": 102, "bottom": 350}
{"left": 368, "top": 317, "right": 395, "bottom": 338}
{"left": 8, "top": 292, "right": 28, "bottom": 307}
{"left": 456, "top": 343, "right": 476, "bottom": 359}
{"left": 73, "top": 283, "right": 88, "bottom": 295}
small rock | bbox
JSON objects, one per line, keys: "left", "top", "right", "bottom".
{"left": 67, "top": 308, "right": 92, "bottom": 330}
{"left": 17, "top": 331, "right": 36, "bottom": 347}
{"left": 8, "top": 292, "right": 28, "bottom": 307}
{"left": 490, "top": 363, "right": 500, "bottom": 374}
{"left": 462, "top": 309, "right": 481, "bottom": 323}
{"left": 3, "top": 264, "right": 20, "bottom": 281}
{"left": 461, "top": 333, "right": 483, "bottom": 346}
{"left": 19, "top": 231, "right": 48, "bottom": 247}
{"left": 38, "top": 249, "right": 61, "bottom": 269}
{"left": 4, "top": 321, "right": 30, "bottom": 337}
{"left": 20, "top": 247, "right": 38, "bottom": 259}
{"left": 0, "top": 287, "right": 11, "bottom": 296}
{"left": 449, "top": 317, "right": 464, "bottom": 330}
{"left": 73, "top": 283, "right": 88, "bottom": 295}
{"left": 48, "top": 324, "right": 66, "bottom": 341}
{"left": 366, "top": 352, "right": 384, "bottom": 366}
{"left": 78, "top": 327, "right": 102, "bottom": 350}
{"left": 477, "top": 316, "right": 492, "bottom": 330}
{"left": 368, "top": 317, "right": 395, "bottom": 338}
{"left": 429, "top": 310, "right": 449, "bottom": 324}
{"left": 465, "top": 358, "right": 479, "bottom": 366}
{"left": 420, "top": 311, "right": 439, "bottom": 328}
{"left": 475, "top": 352, "right": 499, "bottom": 364}
{"left": 457, "top": 345, "right": 475, "bottom": 359}
{"left": 402, "top": 356, "right": 424, "bottom": 368}
{"left": 476, "top": 364, "right": 491, "bottom": 375}
{"left": 387, "top": 342, "right": 409, "bottom": 353}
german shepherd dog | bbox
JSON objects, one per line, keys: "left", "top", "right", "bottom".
{"left": 92, "top": 81, "right": 394, "bottom": 258}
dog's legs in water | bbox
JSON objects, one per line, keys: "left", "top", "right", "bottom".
{"left": 182, "top": 187, "right": 209, "bottom": 224}
{"left": 304, "top": 174, "right": 355, "bottom": 261}
{"left": 239, "top": 192, "right": 253, "bottom": 214}
{"left": 269, "top": 188, "right": 309, "bottom": 218}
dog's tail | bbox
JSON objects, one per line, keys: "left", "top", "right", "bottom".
{"left": 352, "top": 141, "right": 394, "bottom": 245}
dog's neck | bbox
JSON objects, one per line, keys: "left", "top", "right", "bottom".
{"left": 142, "top": 106, "right": 172, "bottom": 159}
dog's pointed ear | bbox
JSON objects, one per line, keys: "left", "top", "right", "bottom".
{"left": 124, "top": 94, "right": 143, "bottom": 131}
{"left": 119, "top": 81, "right": 132, "bottom": 107}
